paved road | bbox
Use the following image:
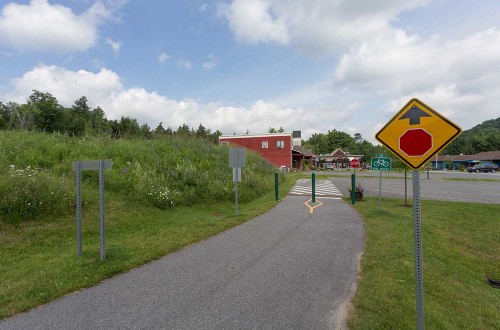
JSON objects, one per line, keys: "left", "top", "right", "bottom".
{"left": 327, "top": 171, "right": 499, "bottom": 204}
{"left": 1, "top": 183, "right": 364, "bottom": 329}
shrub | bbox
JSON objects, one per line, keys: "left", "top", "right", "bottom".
{"left": 0, "top": 165, "right": 75, "bottom": 225}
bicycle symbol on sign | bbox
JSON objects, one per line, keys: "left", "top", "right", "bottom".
{"left": 374, "top": 159, "right": 389, "bottom": 167}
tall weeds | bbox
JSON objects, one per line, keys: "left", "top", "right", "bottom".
{"left": 0, "top": 131, "right": 284, "bottom": 224}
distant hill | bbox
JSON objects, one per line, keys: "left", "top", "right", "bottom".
{"left": 463, "top": 117, "right": 500, "bottom": 135}
{"left": 443, "top": 117, "right": 500, "bottom": 154}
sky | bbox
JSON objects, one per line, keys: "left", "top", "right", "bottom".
{"left": 1, "top": 0, "right": 499, "bottom": 143}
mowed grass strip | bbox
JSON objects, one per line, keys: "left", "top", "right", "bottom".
{"left": 348, "top": 197, "right": 500, "bottom": 329}
{"left": 0, "top": 173, "right": 301, "bottom": 320}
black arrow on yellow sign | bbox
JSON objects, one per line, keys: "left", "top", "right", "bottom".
{"left": 399, "top": 105, "right": 432, "bottom": 125}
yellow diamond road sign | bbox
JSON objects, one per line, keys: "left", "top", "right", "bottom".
{"left": 376, "top": 98, "right": 462, "bottom": 169}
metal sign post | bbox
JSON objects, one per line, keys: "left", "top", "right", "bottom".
{"left": 229, "top": 148, "right": 245, "bottom": 216}
{"left": 350, "top": 159, "right": 360, "bottom": 205}
{"left": 351, "top": 174, "right": 356, "bottom": 205}
{"left": 275, "top": 173, "right": 279, "bottom": 201}
{"left": 235, "top": 174, "right": 238, "bottom": 216}
{"left": 233, "top": 167, "right": 241, "bottom": 215}
{"left": 73, "top": 159, "right": 112, "bottom": 260}
{"left": 75, "top": 162, "right": 82, "bottom": 257}
{"left": 379, "top": 170, "right": 382, "bottom": 208}
{"left": 312, "top": 172, "right": 316, "bottom": 203}
{"left": 99, "top": 160, "right": 106, "bottom": 261}
{"left": 405, "top": 169, "right": 409, "bottom": 206}
{"left": 413, "top": 170, "right": 424, "bottom": 330}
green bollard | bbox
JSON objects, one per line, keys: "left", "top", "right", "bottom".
{"left": 312, "top": 172, "right": 316, "bottom": 203}
{"left": 275, "top": 172, "right": 279, "bottom": 201}
{"left": 351, "top": 174, "right": 356, "bottom": 205}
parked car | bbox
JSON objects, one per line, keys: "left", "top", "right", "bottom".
{"left": 467, "top": 163, "right": 499, "bottom": 173}
{"left": 324, "top": 163, "right": 334, "bottom": 170}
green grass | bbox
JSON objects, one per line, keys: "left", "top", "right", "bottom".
{"left": 349, "top": 198, "right": 500, "bottom": 329}
{"left": 0, "top": 172, "right": 301, "bottom": 320}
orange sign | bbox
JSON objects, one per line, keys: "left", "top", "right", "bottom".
{"left": 376, "top": 98, "right": 462, "bottom": 169}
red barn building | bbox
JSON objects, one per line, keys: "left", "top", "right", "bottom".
{"left": 219, "top": 131, "right": 312, "bottom": 169}
{"left": 219, "top": 133, "right": 293, "bottom": 168}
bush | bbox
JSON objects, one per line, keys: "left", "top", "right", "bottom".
{"left": 0, "top": 165, "right": 75, "bottom": 225}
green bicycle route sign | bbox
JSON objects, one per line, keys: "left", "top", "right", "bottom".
{"left": 371, "top": 157, "right": 392, "bottom": 171}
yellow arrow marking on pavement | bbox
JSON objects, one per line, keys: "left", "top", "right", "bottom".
{"left": 305, "top": 199, "right": 323, "bottom": 214}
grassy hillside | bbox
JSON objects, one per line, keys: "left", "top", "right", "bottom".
{"left": 0, "top": 130, "right": 283, "bottom": 225}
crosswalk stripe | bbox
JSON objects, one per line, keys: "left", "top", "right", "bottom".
{"left": 288, "top": 179, "right": 344, "bottom": 197}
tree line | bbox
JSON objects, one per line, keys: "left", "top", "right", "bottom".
{"left": 0, "top": 90, "right": 222, "bottom": 143}
{"left": 442, "top": 117, "right": 500, "bottom": 155}
{"left": 1, "top": 90, "right": 497, "bottom": 158}
{"left": 0, "top": 90, "right": 416, "bottom": 164}
{"left": 304, "top": 130, "right": 385, "bottom": 163}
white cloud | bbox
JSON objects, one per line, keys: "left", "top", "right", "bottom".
{"left": 198, "top": 4, "right": 208, "bottom": 13}
{"left": 1, "top": 65, "right": 347, "bottom": 138}
{"left": 177, "top": 59, "right": 192, "bottom": 69}
{"left": 102, "top": 88, "right": 194, "bottom": 126}
{"left": 334, "top": 28, "right": 500, "bottom": 94}
{"left": 3, "top": 20, "right": 500, "bottom": 142}
{"left": 157, "top": 52, "right": 170, "bottom": 63}
{"left": 105, "top": 38, "right": 121, "bottom": 55}
{"left": 202, "top": 54, "right": 217, "bottom": 69}
{"left": 218, "top": 0, "right": 289, "bottom": 44}
{"left": 218, "top": 0, "right": 500, "bottom": 141}
{"left": 93, "top": 58, "right": 105, "bottom": 69}
{"left": 219, "top": 0, "right": 428, "bottom": 53}
{"left": 332, "top": 27, "right": 500, "bottom": 127}
{"left": 4, "top": 64, "right": 122, "bottom": 106}
{"left": 0, "top": 0, "right": 121, "bottom": 53}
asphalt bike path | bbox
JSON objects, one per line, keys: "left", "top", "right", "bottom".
{"left": 1, "top": 180, "right": 364, "bottom": 330}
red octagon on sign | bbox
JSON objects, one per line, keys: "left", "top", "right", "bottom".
{"left": 350, "top": 159, "right": 360, "bottom": 168}
{"left": 399, "top": 128, "right": 433, "bottom": 156}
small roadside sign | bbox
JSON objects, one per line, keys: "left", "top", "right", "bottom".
{"left": 350, "top": 159, "right": 360, "bottom": 168}
{"left": 371, "top": 157, "right": 391, "bottom": 171}
{"left": 72, "top": 159, "right": 112, "bottom": 171}
{"left": 229, "top": 148, "right": 245, "bottom": 168}
{"left": 229, "top": 148, "right": 245, "bottom": 216}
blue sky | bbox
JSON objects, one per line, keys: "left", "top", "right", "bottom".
{"left": 1, "top": 0, "right": 499, "bottom": 142}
